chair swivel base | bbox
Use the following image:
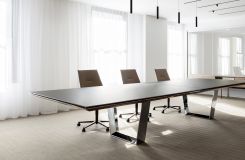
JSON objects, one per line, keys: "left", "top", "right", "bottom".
{"left": 77, "top": 120, "right": 109, "bottom": 132}
{"left": 119, "top": 113, "right": 152, "bottom": 123}
{"left": 153, "top": 105, "right": 181, "bottom": 113}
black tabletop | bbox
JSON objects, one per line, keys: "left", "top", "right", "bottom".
{"left": 215, "top": 75, "right": 245, "bottom": 79}
{"left": 32, "top": 79, "right": 245, "bottom": 111}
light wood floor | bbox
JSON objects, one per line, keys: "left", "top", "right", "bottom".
{"left": 0, "top": 95, "right": 245, "bottom": 160}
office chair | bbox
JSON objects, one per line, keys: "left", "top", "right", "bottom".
{"left": 153, "top": 69, "right": 181, "bottom": 113}
{"left": 77, "top": 70, "right": 109, "bottom": 132}
{"left": 119, "top": 69, "right": 152, "bottom": 122}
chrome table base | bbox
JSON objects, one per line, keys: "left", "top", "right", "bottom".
{"left": 108, "top": 101, "right": 150, "bottom": 144}
{"left": 183, "top": 89, "right": 219, "bottom": 119}
{"left": 107, "top": 90, "right": 219, "bottom": 145}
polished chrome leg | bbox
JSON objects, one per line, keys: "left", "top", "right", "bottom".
{"left": 108, "top": 101, "right": 151, "bottom": 145}
{"left": 183, "top": 90, "right": 218, "bottom": 119}
{"left": 183, "top": 95, "right": 189, "bottom": 114}
{"left": 108, "top": 108, "right": 119, "bottom": 134}
{"left": 221, "top": 88, "right": 223, "bottom": 98}
{"left": 210, "top": 89, "right": 218, "bottom": 119}
{"left": 227, "top": 87, "right": 230, "bottom": 98}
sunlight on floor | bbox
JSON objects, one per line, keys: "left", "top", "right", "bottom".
{"left": 189, "top": 96, "right": 211, "bottom": 106}
{"left": 161, "top": 130, "right": 173, "bottom": 136}
{"left": 189, "top": 95, "right": 245, "bottom": 118}
{"left": 125, "top": 143, "right": 136, "bottom": 149}
{"left": 150, "top": 119, "right": 163, "bottom": 125}
{"left": 216, "top": 102, "right": 245, "bottom": 117}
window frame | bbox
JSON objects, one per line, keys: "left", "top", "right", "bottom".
{"left": 218, "top": 37, "right": 231, "bottom": 75}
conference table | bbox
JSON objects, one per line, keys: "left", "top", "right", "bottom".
{"left": 32, "top": 79, "right": 245, "bottom": 145}
{"left": 215, "top": 75, "right": 245, "bottom": 98}
{"left": 215, "top": 75, "right": 245, "bottom": 79}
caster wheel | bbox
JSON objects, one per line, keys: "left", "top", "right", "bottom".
{"left": 162, "top": 110, "right": 165, "bottom": 114}
{"left": 115, "top": 118, "right": 118, "bottom": 122}
{"left": 179, "top": 110, "right": 181, "bottom": 113}
{"left": 119, "top": 115, "right": 122, "bottom": 118}
{"left": 149, "top": 113, "right": 152, "bottom": 117}
{"left": 153, "top": 107, "right": 156, "bottom": 110}
{"left": 82, "top": 128, "right": 86, "bottom": 132}
{"left": 77, "top": 123, "right": 81, "bottom": 127}
{"left": 126, "top": 119, "right": 130, "bottom": 123}
{"left": 106, "top": 127, "right": 109, "bottom": 132}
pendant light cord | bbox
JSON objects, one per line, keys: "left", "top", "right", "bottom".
{"left": 156, "top": 0, "right": 159, "bottom": 19}
{"left": 130, "top": 0, "right": 133, "bottom": 14}
{"left": 196, "top": 0, "right": 197, "bottom": 16}
{"left": 196, "top": 0, "right": 198, "bottom": 27}
{"left": 178, "top": 0, "right": 181, "bottom": 23}
{"left": 178, "top": 0, "right": 180, "bottom": 11}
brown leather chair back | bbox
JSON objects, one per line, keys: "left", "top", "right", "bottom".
{"left": 78, "top": 70, "right": 102, "bottom": 87}
{"left": 155, "top": 69, "right": 170, "bottom": 81}
{"left": 120, "top": 69, "right": 140, "bottom": 84}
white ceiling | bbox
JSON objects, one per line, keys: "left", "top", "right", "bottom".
{"left": 76, "top": 0, "right": 245, "bottom": 31}
{"left": 215, "top": 27, "right": 245, "bottom": 34}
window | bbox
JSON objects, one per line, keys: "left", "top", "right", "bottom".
{"left": 0, "top": 0, "right": 11, "bottom": 90}
{"left": 167, "top": 24, "right": 185, "bottom": 79}
{"left": 91, "top": 8, "right": 127, "bottom": 85}
{"left": 218, "top": 38, "right": 230, "bottom": 75}
{"left": 234, "top": 37, "right": 243, "bottom": 69}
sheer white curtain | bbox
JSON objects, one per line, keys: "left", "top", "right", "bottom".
{"left": 0, "top": 0, "right": 145, "bottom": 120}
{"left": 0, "top": 0, "right": 90, "bottom": 120}
{"left": 167, "top": 23, "right": 185, "bottom": 79}
{"left": 0, "top": 0, "right": 11, "bottom": 91}
{"left": 188, "top": 33, "right": 198, "bottom": 75}
{"left": 91, "top": 8, "right": 128, "bottom": 85}
{"left": 127, "top": 14, "right": 145, "bottom": 81}
{"left": 91, "top": 8, "right": 145, "bottom": 84}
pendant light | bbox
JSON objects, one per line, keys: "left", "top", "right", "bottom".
{"left": 156, "top": 0, "right": 159, "bottom": 19}
{"left": 178, "top": 0, "right": 181, "bottom": 23}
{"left": 195, "top": 0, "right": 198, "bottom": 27}
{"left": 130, "top": 0, "right": 133, "bottom": 14}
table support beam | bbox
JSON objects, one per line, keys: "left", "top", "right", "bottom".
{"left": 183, "top": 89, "right": 218, "bottom": 119}
{"left": 108, "top": 101, "right": 150, "bottom": 145}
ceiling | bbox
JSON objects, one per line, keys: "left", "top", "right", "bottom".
{"left": 76, "top": 0, "right": 245, "bottom": 31}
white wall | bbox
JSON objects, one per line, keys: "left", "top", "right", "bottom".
{"left": 145, "top": 16, "right": 167, "bottom": 82}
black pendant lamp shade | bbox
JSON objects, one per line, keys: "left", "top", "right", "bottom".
{"left": 178, "top": 0, "right": 181, "bottom": 23}
{"left": 178, "top": 12, "right": 180, "bottom": 23}
{"left": 130, "top": 0, "right": 133, "bottom": 14}
{"left": 156, "top": 0, "right": 159, "bottom": 19}
{"left": 195, "top": 16, "right": 198, "bottom": 27}
{"left": 195, "top": 0, "right": 198, "bottom": 27}
{"left": 157, "top": 6, "right": 159, "bottom": 19}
